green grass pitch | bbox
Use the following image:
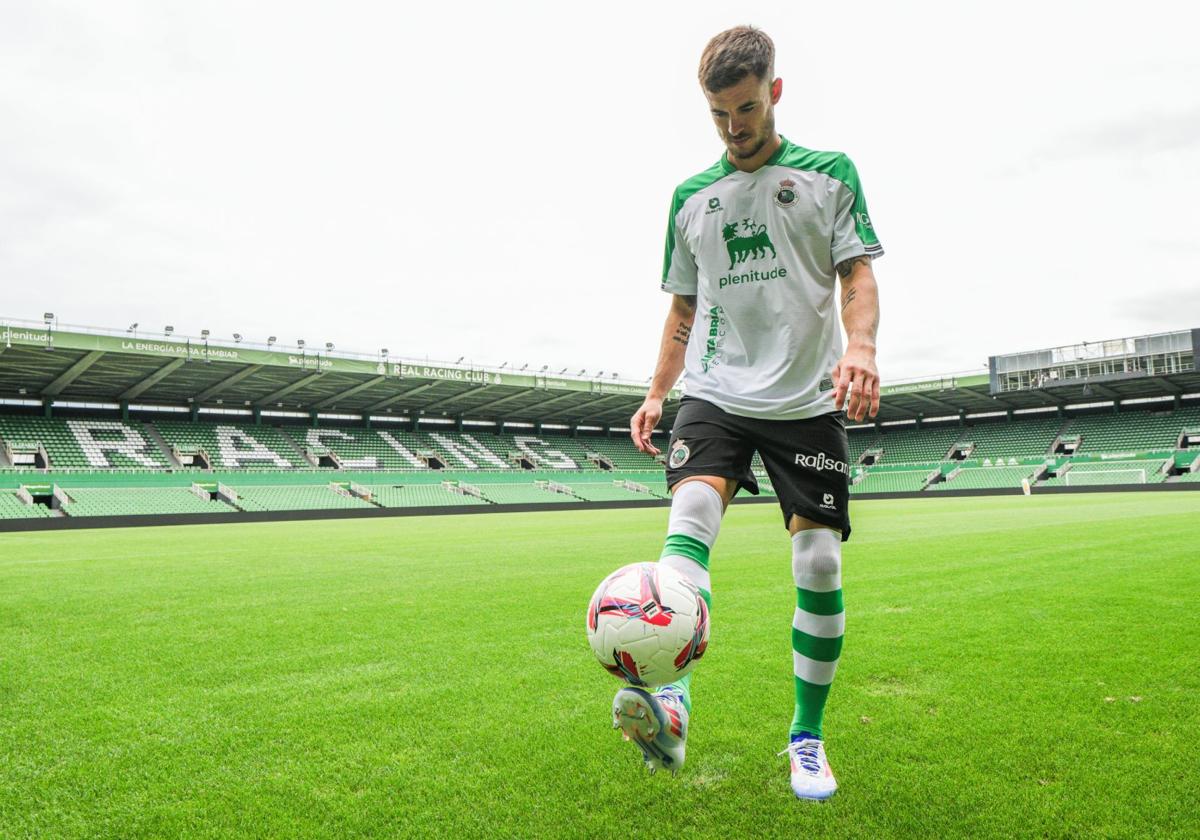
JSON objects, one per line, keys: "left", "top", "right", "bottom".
{"left": 2, "top": 492, "right": 1198, "bottom": 838}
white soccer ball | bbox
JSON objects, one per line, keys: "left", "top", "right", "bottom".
{"left": 585, "top": 562, "right": 710, "bottom": 688}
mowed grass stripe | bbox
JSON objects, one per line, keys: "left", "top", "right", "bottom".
{"left": 0, "top": 492, "right": 1197, "bottom": 838}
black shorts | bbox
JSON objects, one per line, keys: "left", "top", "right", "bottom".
{"left": 665, "top": 397, "right": 852, "bottom": 541}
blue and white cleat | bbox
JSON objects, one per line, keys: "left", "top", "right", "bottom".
{"left": 780, "top": 736, "right": 838, "bottom": 800}
{"left": 612, "top": 686, "right": 688, "bottom": 776}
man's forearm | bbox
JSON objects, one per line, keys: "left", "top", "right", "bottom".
{"left": 837, "top": 259, "right": 879, "bottom": 350}
{"left": 647, "top": 295, "right": 696, "bottom": 400}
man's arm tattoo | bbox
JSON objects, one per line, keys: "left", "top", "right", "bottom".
{"left": 841, "top": 287, "right": 858, "bottom": 312}
{"left": 835, "top": 255, "right": 871, "bottom": 280}
{"left": 671, "top": 322, "right": 692, "bottom": 345}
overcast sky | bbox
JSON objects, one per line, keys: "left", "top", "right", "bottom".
{"left": 2, "top": 1, "right": 1197, "bottom": 385}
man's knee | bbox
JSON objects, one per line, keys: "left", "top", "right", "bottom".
{"left": 791, "top": 526, "right": 842, "bottom": 587}
{"left": 674, "top": 475, "right": 737, "bottom": 508}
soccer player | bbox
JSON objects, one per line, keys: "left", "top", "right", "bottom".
{"left": 614, "top": 25, "right": 883, "bottom": 800}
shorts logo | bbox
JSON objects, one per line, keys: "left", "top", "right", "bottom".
{"left": 669, "top": 440, "right": 691, "bottom": 469}
{"left": 794, "top": 451, "right": 850, "bottom": 476}
{"left": 820, "top": 493, "right": 837, "bottom": 511}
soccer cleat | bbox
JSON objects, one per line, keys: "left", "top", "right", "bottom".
{"left": 779, "top": 736, "right": 837, "bottom": 800}
{"left": 612, "top": 686, "right": 688, "bottom": 775}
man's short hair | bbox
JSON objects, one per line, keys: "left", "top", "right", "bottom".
{"left": 698, "top": 26, "right": 775, "bottom": 93}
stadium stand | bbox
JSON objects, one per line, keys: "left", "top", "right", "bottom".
{"left": 2, "top": 405, "right": 1199, "bottom": 513}
{"left": 870, "top": 423, "right": 963, "bottom": 464}
{"left": 471, "top": 483, "right": 573, "bottom": 504}
{"left": 927, "top": 465, "right": 1041, "bottom": 491}
{"left": 0, "top": 416, "right": 171, "bottom": 469}
{"left": 232, "top": 484, "right": 377, "bottom": 512}
{"left": 571, "top": 480, "right": 665, "bottom": 502}
{"left": 958, "top": 416, "right": 1064, "bottom": 459}
{"left": 0, "top": 490, "right": 53, "bottom": 518}
{"left": 851, "top": 463, "right": 938, "bottom": 494}
{"left": 60, "top": 486, "right": 231, "bottom": 517}
{"left": 846, "top": 430, "right": 880, "bottom": 464}
{"left": 368, "top": 483, "right": 491, "bottom": 508}
{"left": 155, "top": 420, "right": 310, "bottom": 470}
{"left": 1, "top": 321, "right": 1197, "bottom": 524}
{"left": 1067, "top": 407, "right": 1200, "bottom": 455}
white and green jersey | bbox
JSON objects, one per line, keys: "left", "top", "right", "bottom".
{"left": 662, "top": 136, "right": 883, "bottom": 420}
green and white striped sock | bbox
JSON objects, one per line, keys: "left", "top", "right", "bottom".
{"left": 658, "top": 481, "right": 723, "bottom": 713}
{"left": 790, "top": 528, "right": 844, "bottom": 739}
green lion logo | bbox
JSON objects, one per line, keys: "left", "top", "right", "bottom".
{"left": 722, "top": 219, "right": 776, "bottom": 269}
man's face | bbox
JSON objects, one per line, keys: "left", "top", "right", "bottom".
{"left": 704, "top": 74, "right": 781, "bottom": 161}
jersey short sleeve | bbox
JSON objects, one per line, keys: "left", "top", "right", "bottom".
{"left": 829, "top": 155, "right": 884, "bottom": 266}
{"left": 661, "top": 196, "right": 698, "bottom": 294}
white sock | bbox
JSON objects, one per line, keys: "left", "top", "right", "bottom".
{"left": 659, "top": 480, "right": 724, "bottom": 597}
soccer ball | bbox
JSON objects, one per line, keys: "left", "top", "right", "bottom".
{"left": 585, "top": 562, "right": 709, "bottom": 688}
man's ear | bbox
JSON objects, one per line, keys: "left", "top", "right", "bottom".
{"left": 771, "top": 77, "right": 782, "bottom": 104}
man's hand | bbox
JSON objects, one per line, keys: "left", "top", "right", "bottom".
{"left": 832, "top": 344, "right": 880, "bottom": 422}
{"left": 630, "top": 396, "right": 664, "bottom": 455}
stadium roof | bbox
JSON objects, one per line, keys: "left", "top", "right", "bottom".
{"left": 1, "top": 318, "right": 1197, "bottom": 428}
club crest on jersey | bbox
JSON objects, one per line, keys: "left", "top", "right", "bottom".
{"left": 669, "top": 440, "right": 691, "bottom": 469}
{"left": 722, "top": 219, "right": 776, "bottom": 270}
{"left": 774, "top": 178, "right": 797, "bottom": 207}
